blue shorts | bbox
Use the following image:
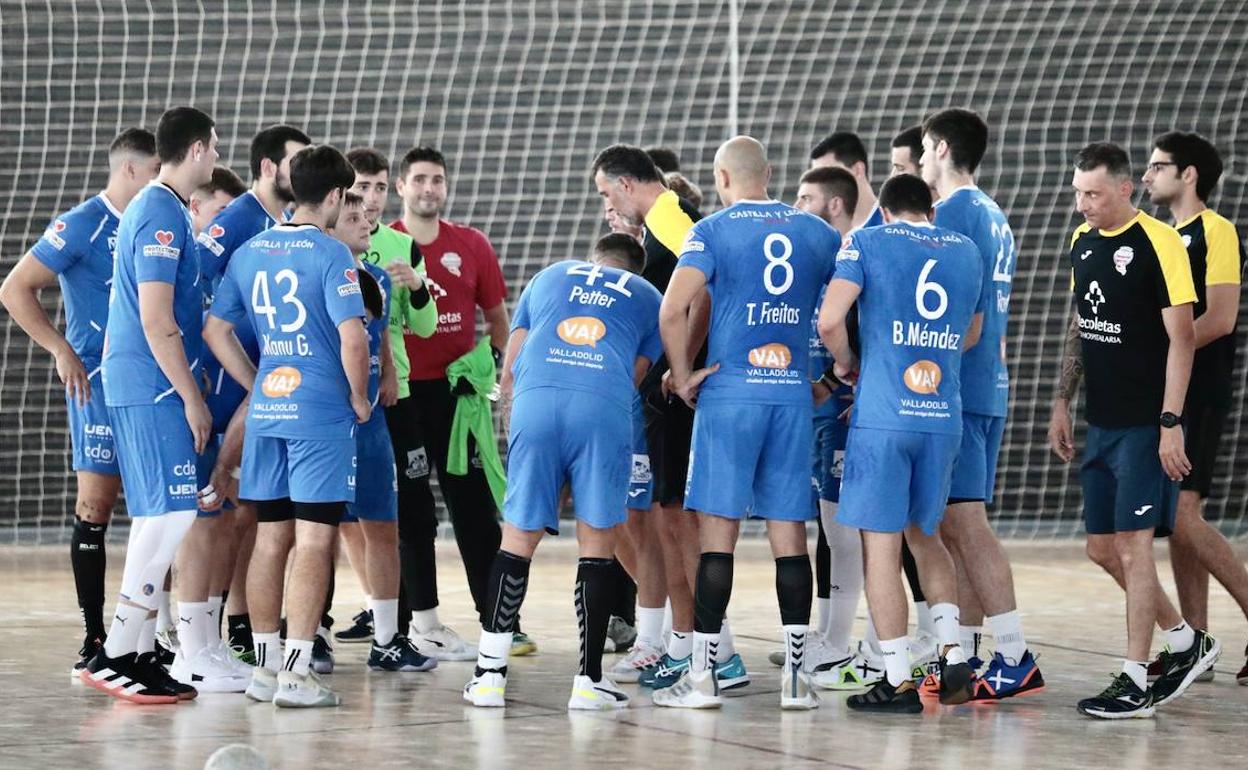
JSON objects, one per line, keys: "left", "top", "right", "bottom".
{"left": 206, "top": 369, "right": 248, "bottom": 436}
{"left": 685, "top": 402, "right": 813, "bottom": 521}
{"left": 948, "top": 413, "right": 1006, "bottom": 504}
{"left": 1081, "top": 425, "right": 1178, "bottom": 536}
{"left": 242, "top": 431, "right": 357, "bottom": 504}
{"left": 67, "top": 368, "right": 118, "bottom": 475}
{"left": 627, "top": 403, "right": 653, "bottom": 510}
{"left": 108, "top": 402, "right": 199, "bottom": 517}
{"left": 811, "top": 413, "right": 849, "bottom": 504}
{"left": 504, "top": 388, "right": 630, "bottom": 534}
{"left": 344, "top": 421, "right": 397, "bottom": 523}
{"left": 837, "top": 427, "right": 961, "bottom": 535}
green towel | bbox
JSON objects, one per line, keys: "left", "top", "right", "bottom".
{"left": 446, "top": 338, "right": 506, "bottom": 509}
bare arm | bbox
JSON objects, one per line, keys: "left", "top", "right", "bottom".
{"left": 0, "top": 254, "right": 90, "bottom": 404}
{"left": 687, "top": 287, "right": 711, "bottom": 361}
{"left": 817, "top": 278, "right": 863, "bottom": 378}
{"left": 202, "top": 315, "right": 258, "bottom": 393}
{"left": 658, "top": 267, "right": 706, "bottom": 385}
{"left": 139, "top": 282, "right": 211, "bottom": 452}
{"left": 1159, "top": 303, "right": 1196, "bottom": 480}
{"left": 499, "top": 327, "right": 527, "bottom": 435}
{"left": 482, "top": 301, "right": 510, "bottom": 353}
{"left": 1046, "top": 310, "right": 1082, "bottom": 463}
{"left": 339, "top": 318, "right": 371, "bottom": 422}
{"left": 962, "top": 312, "right": 984, "bottom": 351}
{"left": 1193, "top": 283, "right": 1240, "bottom": 349}
{"left": 209, "top": 395, "right": 249, "bottom": 505}
{"left": 378, "top": 328, "right": 399, "bottom": 407}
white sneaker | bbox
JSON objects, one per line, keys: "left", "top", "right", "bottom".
{"left": 611, "top": 643, "right": 665, "bottom": 683}
{"left": 411, "top": 623, "right": 478, "bottom": 661}
{"left": 208, "top": 639, "right": 254, "bottom": 678}
{"left": 464, "top": 669, "right": 507, "bottom": 707}
{"left": 652, "top": 668, "right": 721, "bottom": 709}
{"left": 170, "top": 646, "right": 249, "bottom": 693}
{"left": 568, "top": 674, "right": 630, "bottom": 710}
{"left": 780, "top": 666, "right": 820, "bottom": 710}
{"left": 812, "top": 642, "right": 884, "bottom": 690}
{"left": 245, "top": 668, "right": 277, "bottom": 702}
{"left": 910, "top": 629, "right": 939, "bottom": 676}
{"left": 273, "top": 670, "right": 341, "bottom": 708}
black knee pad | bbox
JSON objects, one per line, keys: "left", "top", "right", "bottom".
{"left": 251, "top": 498, "right": 295, "bottom": 523}
{"left": 294, "top": 501, "right": 345, "bottom": 527}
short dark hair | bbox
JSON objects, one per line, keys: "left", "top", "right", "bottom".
{"left": 922, "top": 109, "right": 988, "bottom": 173}
{"left": 1154, "top": 131, "right": 1224, "bottom": 202}
{"left": 591, "top": 144, "right": 664, "bottom": 184}
{"left": 645, "top": 146, "right": 681, "bottom": 173}
{"left": 346, "top": 147, "right": 390, "bottom": 177}
{"left": 155, "top": 106, "right": 215, "bottom": 165}
{"left": 398, "top": 146, "right": 447, "bottom": 178}
{"left": 343, "top": 190, "right": 364, "bottom": 208}
{"left": 878, "top": 174, "right": 934, "bottom": 216}
{"left": 593, "top": 233, "right": 646, "bottom": 274}
{"left": 109, "top": 127, "right": 156, "bottom": 158}
{"left": 891, "top": 125, "right": 923, "bottom": 162}
{"left": 195, "top": 165, "right": 247, "bottom": 199}
{"left": 810, "top": 131, "right": 869, "bottom": 176}
{"left": 799, "top": 166, "right": 859, "bottom": 214}
{"left": 289, "top": 145, "right": 356, "bottom": 207}
{"left": 249, "top": 124, "right": 312, "bottom": 180}
{"left": 1075, "top": 142, "right": 1132, "bottom": 179}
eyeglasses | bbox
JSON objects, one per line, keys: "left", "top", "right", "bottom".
{"left": 1146, "top": 161, "right": 1178, "bottom": 173}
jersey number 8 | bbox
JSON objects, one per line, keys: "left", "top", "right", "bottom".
{"left": 763, "top": 233, "right": 793, "bottom": 295}
{"left": 251, "top": 269, "right": 307, "bottom": 333}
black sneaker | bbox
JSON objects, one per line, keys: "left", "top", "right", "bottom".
{"left": 1147, "top": 645, "right": 1215, "bottom": 684}
{"left": 73, "top": 635, "right": 106, "bottom": 680}
{"left": 228, "top": 616, "right": 256, "bottom": 664}
{"left": 334, "top": 609, "right": 374, "bottom": 644}
{"left": 1077, "top": 673, "right": 1154, "bottom": 719}
{"left": 1152, "top": 630, "right": 1221, "bottom": 706}
{"left": 79, "top": 650, "right": 180, "bottom": 704}
{"left": 153, "top": 636, "right": 177, "bottom": 667}
{"left": 368, "top": 634, "right": 439, "bottom": 672}
{"left": 846, "top": 678, "right": 923, "bottom": 713}
{"left": 938, "top": 656, "right": 975, "bottom": 705}
{"left": 311, "top": 634, "right": 335, "bottom": 675}
{"left": 134, "top": 651, "right": 198, "bottom": 701}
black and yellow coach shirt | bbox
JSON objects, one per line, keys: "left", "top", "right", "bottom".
{"left": 1177, "top": 209, "right": 1243, "bottom": 411}
{"left": 1069, "top": 211, "right": 1196, "bottom": 428}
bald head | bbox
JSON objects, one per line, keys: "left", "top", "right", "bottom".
{"left": 712, "top": 135, "right": 770, "bottom": 205}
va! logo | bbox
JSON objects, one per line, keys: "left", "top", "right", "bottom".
{"left": 261, "top": 367, "right": 302, "bottom": 398}
{"left": 903, "top": 360, "right": 942, "bottom": 394}
{"left": 747, "top": 343, "right": 792, "bottom": 369}
{"left": 557, "top": 316, "right": 607, "bottom": 347}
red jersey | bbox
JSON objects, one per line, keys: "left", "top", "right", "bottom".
{"left": 391, "top": 218, "right": 507, "bottom": 380}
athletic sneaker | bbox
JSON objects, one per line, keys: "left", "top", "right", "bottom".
{"left": 228, "top": 620, "right": 256, "bottom": 664}
{"left": 511, "top": 632, "right": 538, "bottom": 657}
{"left": 610, "top": 643, "right": 665, "bottom": 683}
{"left": 1076, "top": 673, "right": 1155, "bottom": 719}
{"left": 604, "top": 616, "right": 637, "bottom": 654}
{"left": 464, "top": 668, "right": 507, "bottom": 707}
{"left": 846, "top": 678, "right": 923, "bottom": 713}
{"left": 1147, "top": 647, "right": 1214, "bottom": 683}
{"left": 769, "top": 634, "right": 837, "bottom": 673}
{"left": 910, "top": 630, "right": 939, "bottom": 673}
{"left": 938, "top": 654, "right": 975, "bottom": 705}
{"left": 651, "top": 668, "right": 721, "bottom": 709}
{"left": 273, "top": 670, "right": 341, "bottom": 708}
{"left": 135, "top": 652, "right": 198, "bottom": 701}
{"left": 812, "top": 644, "right": 884, "bottom": 690}
{"left": 639, "top": 653, "right": 689, "bottom": 689}
{"left": 335, "top": 609, "right": 374, "bottom": 644}
{"left": 1152, "top": 630, "right": 1221, "bottom": 706}
{"left": 245, "top": 668, "right": 278, "bottom": 702}
{"left": 207, "top": 639, "right": 255, "bottom": 679}
{"left": 780, "top": 666, "right": 820, "bottom": 710}
{"left": 311, "top": 634, "right": 335, "bottom": 675}
{"left": 154, "top": 630, "right": 178, "bottom": 666}
{"left": 568, "top": 674, "right": 630, "bottom": 710}
{"left": 72, "top": 635, "right": 106, "bottom": 680}
{"left": 716, "top": 653, "right": 751, "bottom": 690}
{"left": 970, "top": 651, "right": 1045, "bottom": 701}
{"left": 79, "top": 650, "right": 180, "bottom": 705}
{"left": 170, "top": 646, "right": 250, "bottom": 693}
{"left": 368, "top": 634, "right": 439, "bottom": 672}
{"left": 410, "top": 623, "right": 478, "bottom": 661}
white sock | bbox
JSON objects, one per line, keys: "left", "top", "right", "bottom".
{"left": 1164, "top": 621, "right": 1195, "bottom": 653}
{"left": 476, "top": 629, "right": 511, "bottom": 671}
{"left": 371, "top": 598, "right": 399, "bottom": 644}
{"left": 662, "top": 600, "right": 672, "bottom": 641}
{"left": 816, "top": 597, "right": 831, "bottom": 639}
{"left": 960, "top": 625, "right": 984, "bottom": 658}
{"left": 1123, "top": 659, "right": 1148, "bottom": 690}
{"left": 636, "top": 606, "right": 665, "bottom": 650}
{"left": 931, "top": 603, "right": 962, "bottom": 650}
{"left": 692, "top": 631, "right": 718, "bottom": 673}
{"left": 719, "top": 619, "right": 736, "bottom": 660}
{"left": 156, "top": 590, "right": 172, "bottom": 634}
{"left": 879, "top": 636, "right": 911, "bottom": 687}
{"left": 915, "top": 601, "right": 934, "bottom": 636}
{"left": 783, "top": 624, "right": 808, "bottom": 671}
{"left": 104, "top": 603, "right": 148, "bottom": 657}
{"left": 668, "top": 629, "right": 692, "bottom": 660}
{"left": 284, "top": 638, "right": 314, "bottom": 677}
{"left": 411, "top": 608, "right": 440, "bottom": 635}
{"left": 206, "top": 595, "right": 223, "bottom": 643}
{"left": 988, "top": 611, "right": 1027, "bottom": 665}
{"left": 254, "top": 632, "right": 283, "bottom": 673}
{"left": 137, "top": 614, "right": 157, "bottom": 655}
{"left": 178, "top": 601, "right": 211, "bottom": 657}
{"left": 865, "top": 617, "right": 883, "bottom": 656}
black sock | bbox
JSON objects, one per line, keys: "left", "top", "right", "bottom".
{"left": 775, "top": 554, "right": 813, "bottom": 626}
{"left": 901, "top": 541, "right": 925, "bottom": 603}
{"left": 694, "top": 552, "right": 734, "bottom": 634}
{"left": 576, "top": 558, "right": 615, "bottom": 681}
{"left": 71, "top": 517, "right": 107, "bottom": 640}
{"left": 219, "top": 590, "right": 229, "bottom": 637}
{"left": 815, "top": 515, "right": 831, "bottom": 600}
{"left": 609, "top": 558, "right": 637, "bottom": 625}
{"left": 321, "top": 567, "right": 336, "bottom": 630}
{"left": 228, "top": 613, "right": 254, "bottom": 652}
{"left": 483, "top": 550, "right": 530, "bottom": 635}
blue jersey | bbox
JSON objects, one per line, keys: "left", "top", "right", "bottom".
{"left": 29, "top": 193, "right": 123, "bottom": 365}
{"left": 857, "top": 205, "right": 885, "bottom": 231}
{"left": 510, "top": 260, "right": 663, "bottom": 411}
{"left": 360, "top": 260, "right": 391, "bottom": 427}
{"left": 102, "top": 183, "right": 202, "bottom": 407}
{"left": 209, "top": 224, "right": 367, "bottom": 440}
{"left": 677, "top": 200, "right": 839, "bottom": 406}
{"left": 833, "top": 221, "right": 982, "bottom": 434}
{"left": 809, "top": 284, "right": 853, "bottom": 418}
{"left": 933, "top": 186, "right": 1014, "bottom": 416}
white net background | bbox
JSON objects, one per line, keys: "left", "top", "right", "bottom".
{"left": 1, "top": 0, "right": 1245, "bottom": 542}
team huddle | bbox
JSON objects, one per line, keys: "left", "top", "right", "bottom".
{"left": 1, "top": 104, "right": 1243, "bottom": 721}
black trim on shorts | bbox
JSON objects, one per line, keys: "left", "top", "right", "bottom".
{"left": 295, "top": 501, "right": 345, "bottom": 526}
{"left": 947, "top": 497, "right": 984, "bottom": 505}
{"left": 251, "top": 498, "right": 295, "bottom": 523}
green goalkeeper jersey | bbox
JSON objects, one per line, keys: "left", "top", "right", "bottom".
{"left": 362, "top": 222, "right": 437, "bottom": 399}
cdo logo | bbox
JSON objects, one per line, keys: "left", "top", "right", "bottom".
{"left": 261, "top": 367, "right": 302, "bottom": 398}
{"left": 748, "top": 343, "right": 792, "bottom": 369}
{"left": 903, "top": 360, "right": 942, "bottom": 394}
{"left": 557, "top": 316, "right": 607, "bottom": 347}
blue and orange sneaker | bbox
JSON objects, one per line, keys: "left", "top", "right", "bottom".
{"left": 970, "top": 650, "right": 1045, "bottom": 702}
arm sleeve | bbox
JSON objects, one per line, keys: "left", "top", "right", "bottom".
{"left": 324, "top": 246, "right": 367, "bottom": 325}
{"left": 208, "top": 264, "right": 247, "bottom": 325}
{"left": 404, "top": 241, "right": 438, "bottom": 336}
{"left": 133, "top": 204, "right": 187, "bottom": 285}
{"left": 644, "top": 190, "right": 696, "bottom": 255}
{"left": 473, "top": 231, "right": 508, "bottom": 309}
{"left": 832, "top": 234, "right": 866, "bottom": 288}
{"left": 675, "top": 221, "right": 714, "bottom": 280}
{"left": 1147, "top": 223, "right": 1197, "bottom": 307}
{"left": 29, "top": 210, "right": 89, "bottom": 274}
{"left": 1204, "top": 217, "right": 1243, "bottom": 286}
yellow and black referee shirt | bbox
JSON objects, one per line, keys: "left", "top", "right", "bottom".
{"left": 1176, "top": 208, "right": 1243, "bottom": 410}
{"left": 1069, "top": 210, "right": 1197, "bottom": 428}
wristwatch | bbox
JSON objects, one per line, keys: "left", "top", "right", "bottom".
{"left": 1159, "top": 411, "right": 1184, "bottom": 428}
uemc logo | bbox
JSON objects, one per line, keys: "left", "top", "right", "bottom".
{"left": 748, "top": 343, "right": 791, "bottom": 369}
{"left": 557, "top": 316, "right": 606, "bottom": 347}
{"left": 261, "top": 367, "right": 302, "bottom": 398}
{"left": 903, "top": 360, "right": 942, "bottom": 394}
{"left": 83, "top": 423, "right": 113, "bottom": 437}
